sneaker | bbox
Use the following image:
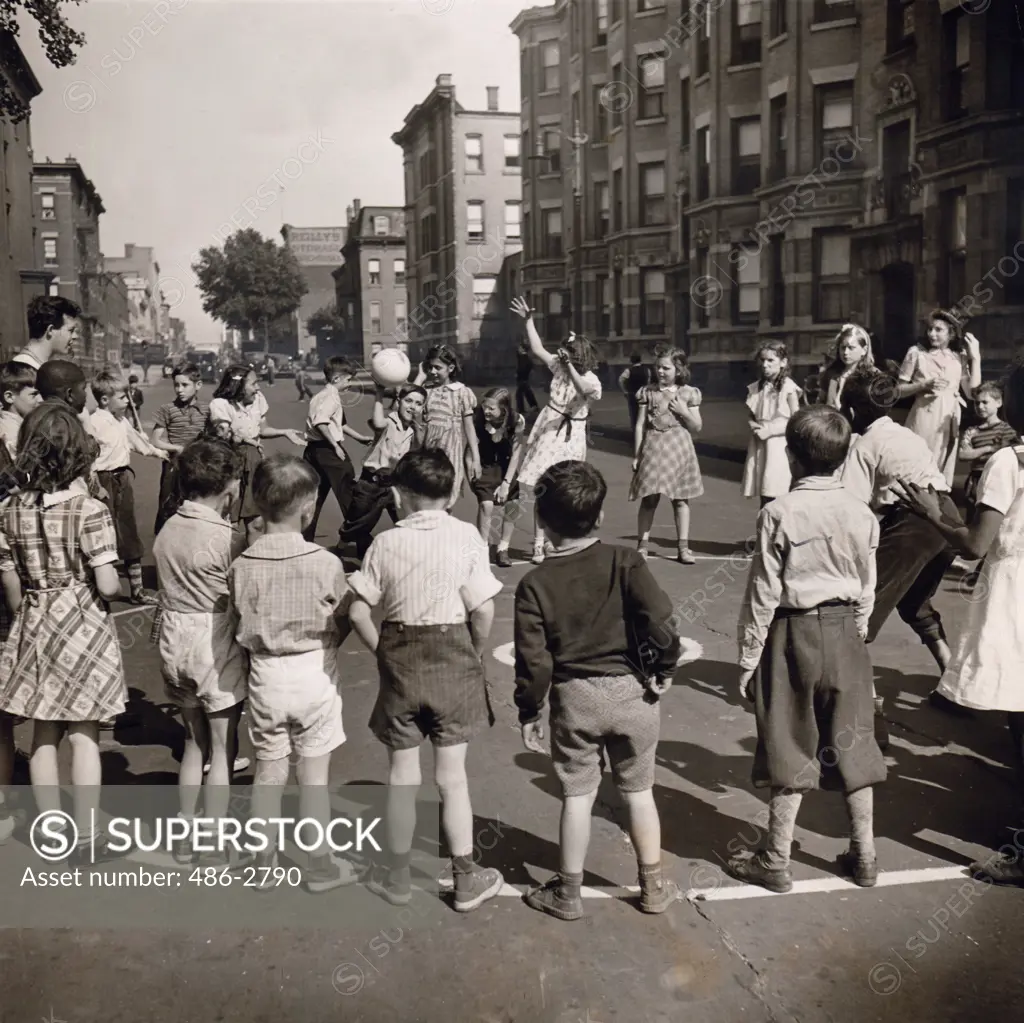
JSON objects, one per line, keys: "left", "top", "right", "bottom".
{"left": 970, "top": 853, "right": 1024, "bottom": 887}
{"left": 637, "top": 545, "right": 649, "bottom": 561}
{"left": 453, "top": 867, "right": 504, "bottom": 913}
{"left": 495, "top": 548, "right": 513, "bottom": 568}
{"left": 531, "top": 544, "right": 545, "bottom": 565}
{"left": 170, "top": 834, "right": 194, "bottom": 866}
{"left": 639, "top": 876, "right": 681, "bottom": 914}
{"left": 523, "top": 876, "right": 583, "bottom": 921}
{"left": 306, "top": 853, "right": 360, "bottom": 894}
{"left": 69, "top": 830, "right": 122, "bottom": 869}
{"left": 250, "top": 849, "right": 279, "bottom": 891}
{"left": 203, "top": 757, "right": 251, "bottom": 776}
{"left": 128, "top": 589, "right": 160, "bottom": 606}
{"left": 725, "top": 850, "right": 793, "bottom": 894}
{"left": 677, "top": 547, "right": 696, "bottom": 565}
{"left": 836, "top": 848, "right": 878, "bottom": 888}
{"left": 364, "top": 863, "right": 413, "bottom": 906}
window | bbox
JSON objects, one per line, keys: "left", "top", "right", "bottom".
{"left": 771, "top": 0, "right": 788, "bottom": 36}
{"left": 613, "top": 269, "right": 623, "bottom": 334}
{"left": 595, "top": 181, "right": 610, "bottom": 239}
{"left": 769, "top": 95, "right": 787, "bottom": 181}
{"left": 598, "top": 274, "right": 611, "bottom": 335}
{"left": 465, "top": 135, "right": 483, "bottom": 173}
{"left": 610, "top": 0, "right": 622, "bottom": 22}
{"left": 395, "top": 301, "right": 407, "bottom": 333}
{"left": 1007, "top": 181, "right": 1024, "bottom": 304}
{"left": 504, "top": 135, "right": 521, "bottom": 169}
{"left": 732, "top": 0, "right": 762, "bottom": 65}
{"left": 944, "top": 11, "right": 970, "bottom": 120}
{"left": 696, "top": 126, "right": 711, "bottom": 200}
{"left": 543, "top": 129, "right": 561, "bottom": 173}
{"left": 544, "top": 289, "right": 564, "bottom": 342}
{"left": 43, "top": 238, "right": 57, "bottom": 263}
{"left": 732, "top": 117, "right": 761, "bottom": 194}
{"left": 769, "top": 235, "right": 785, "bottom": 325}
{"left": 887, "top": 0, "right": 914, "bottom": 51}
{"left": 523, "top": 210, "right": 531, "bottom": 252}
{"left": 640, "top": 163, "right": 667, "bottom": 225}
{"left": 641, "top": 269, "right": 666, "bottom": 332}
{"left": 942, "top": 189, "right": 968, "bottom": 305}
{"left": 541, "top": 41, "right": 560, "bottom": 92}
{"left": 817, "top": 84, "right": 854, "bottom": 163}
{"left": 394, "top": 258, "right": 406, "bottom": 285}
{"left": 40, "top": 193, "right": 55, "bottom": 220}
{"left": 694, "top": 249, "right": 710, "bottom": 327}
{"left": 696, "top": 1, "right": 711, "bottom": 78}
{"left": 680, "top": 79, "right": 691, "bottom": 148}
{"left": 374, "top": 216, "right": 389, "bottom": 236}
{"left": 613, "top": 169, "right": 624, "bottom": 231}
{"left": 48, "top": 281, "right": 59, "bottom": 296}
{"left": 596, "top": 0, "right": 608, "bottom": 44}
{"left": 369, "top": 301, "right": 382, "bottom": 334}
{"left": 368, "top": 258, "right": 381, "bottom": 285}
{"left": 473, "top": 277, "right": 496, "bottom": 319}
{"left": 542, "top": 209, "right": 563, "bottom": 258}
{"left": 813, "top": 0, "right": 856, "bottom": 23}
{"left": 814, "top": 232, "right": 851, "bottom": 321}
{"left": 505, "top": 201, "right": 522, "bottom": 240}
{"left": 593, "top": 84, "right": 608, "bottom": 140}
{"left": 732, "top": 247, "right": 760, "bottom": 323}
{"left": 610, "top": 64, "right": 624, "bottom": 129}
{"left": 467, "top": 201, "right": 484, "bottom": 242}
{"left": 637, "top": 54, "right": 666, "bottom": 119}
{"left": 638, "top": 0, "right": 665, "bottom": 10}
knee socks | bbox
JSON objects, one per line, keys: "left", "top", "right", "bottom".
{"left": 764, "top": 788, "right": 803, "bottom": 870}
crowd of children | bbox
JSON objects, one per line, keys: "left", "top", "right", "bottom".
{"left": 1, "top": 286, "right": 1023, "bottom": 909}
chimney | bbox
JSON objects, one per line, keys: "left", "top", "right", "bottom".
{"left": 436, "top": 74, "right": 452, "bottom": 88}
{"left": 486, "top": 86, "right": 499, "bottom": 111}
{"left": 353, "top": 199, "right": 361, "bottom": 215}
{"left": 346, "top": 205, "right": 353, "bottom": 223}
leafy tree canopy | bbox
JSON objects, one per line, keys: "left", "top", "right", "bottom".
{"left": 306, "top": 304, "right": 345, "bottom": 337}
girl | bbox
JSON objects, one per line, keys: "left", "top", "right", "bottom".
{"left": 413, "top": 345, "right": 480, "bottom": 507}
{"left": 897, "top": 310, "right": 982, "bottom": 485}
{"left": 470, "top": 387, "right": 527, "bottom": 566}
{"left": 629, "top": 348, "right": 703, "bottom": 564}
{"left": 0, "top": 404, "right": 126, "bottom": 860}
{"left": 510, "top": 296, "right": 602, "bottom": 564}
{"left": 742, "top": 341, "right": 802, "bottom": 509}
{"left": 207, "top": 364, "right": 305, "bottom": 544}
{"left": 820, "top": 323, "right": 875, "bottom": 409}
{"left": 894, "top": 358, "right": 1024, "bottom": 884}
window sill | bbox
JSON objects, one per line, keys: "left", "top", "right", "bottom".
{"left": 635, "top": 8, "right": 666, "bottom": 19}
{"left": 767, "top": 32, "right": 788, "bottom": 50}
{"left": 592, "top": 43, "right": 607, "bottom": 52}
{"left": 636, "top": 115, "right": 667, "bottom": 127}
{"left": 727, "top": 61, "right": 761, "bottom": 74}
{"left": 610, "top": 125, "right": 623, "bottom": 137}
{"left": 694, "top": 73, "right": 711, "bottom": 87}
{"left": 465, "top": 170, "right": 485, "bottom": 176}
{"left": 810, "top": 18, "right": 857, "bottom": 32}
{"left": 590, "top": 140, "right": 609, "bottom": 148}
{"left": 538, "top": 172, "right": 561, "bottom": 181}
{"left": 503, "top": 168, "right": 522, "bottom": 175}
{"left": 537, "top": 89, "right": 560, "bottom": 99}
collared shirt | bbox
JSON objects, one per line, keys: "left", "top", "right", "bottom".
{"left": 304, "top": 385, "right": 346, "bottom": 445}
{"left": 209, "top": 393, "right": 267, "bottom": 445}
{"left": 229, "top": 532, "right": 350, "bottom": 656}
{"left": 153, "top": 500, "right": 245, "bottom": 613}
{"left": 153, "top": 398, "right": 209, "bottom": 447}
{"left": 0, "top": 410, "right": 22, "bottom": 459}
{"left": 363, "top": 410, "right": 414, "bottom": 472}
{"left": 89, "top": 408, "right": 161, "bottom": 472}
{"left": 841, "top": 416, "right": 950, "bottom": 511}
{"left": 963, "top": 421, "right": 1020, "bottom": 477}
{"left": 737, "top": 476, "right": 879, "bottom": 671}
{"left": 348, "top": 509, "right": 501, "bottom": 625}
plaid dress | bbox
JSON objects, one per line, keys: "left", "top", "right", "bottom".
{"left": 629, "top": 385, "right": 704, "bottom": 501}
{"left": 0, "top": 483, "right": 127, "bottom": 721}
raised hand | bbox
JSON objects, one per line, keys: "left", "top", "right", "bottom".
{"left": 511, "top": 296, "right": 532, "bottom": 320}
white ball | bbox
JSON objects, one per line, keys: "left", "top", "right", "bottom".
{"left": 370, "top": 348, "right": 411, "bottom": 388}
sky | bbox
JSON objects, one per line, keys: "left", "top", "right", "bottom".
{"left": 18, "top": 0, "right": 525, "bottom": 347}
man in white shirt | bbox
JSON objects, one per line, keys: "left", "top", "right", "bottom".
{"left": 13, "top": 295, "right": 82, "bottom": 370}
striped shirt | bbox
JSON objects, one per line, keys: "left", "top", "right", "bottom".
{"left": 347, "top": 509, "right": 502, "bottom": 625}
{"left": 304, "top": 385, "right": 346, "bottom": 445}
{"left": 962, "top": 420, "right": 1019, "bottom": 477}
{"left": 153, "top": 398, "right": 209, "bottom": 447}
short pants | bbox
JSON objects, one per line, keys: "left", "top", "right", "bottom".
{"left": 247, "top": 648, "right": 345, "bottom": 761}
{"left": 159, "top": 610, "right": 248, "bottom": 714}
{"left": 469, "top": 464, "right": 520, "bottom": 505}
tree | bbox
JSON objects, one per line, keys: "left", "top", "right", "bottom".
{"left": 192, "top": 229, "right": 307, "bottom": 354}
{"left": 305, "top": 304, "right": 345, "bottom": 338}
{"left": 1, "top": 2, "right": 86, "bottom": 122}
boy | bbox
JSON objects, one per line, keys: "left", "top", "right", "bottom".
{"left": 152, "top": 440, "right": 248, "bottom": 868}
{"left": 151, "top": 362, "right": 210, "bottom": 534}
{"left": 347, "top": 449, "right": 504, "bottom": 912}
{"left": 126, "top": 374, "right": 145, "bottom": 432}
{"left": 840, "top": 370, "right": 960, "bottom": 720}
{"left": 731, "top": 407, "right": 884, "bottom": 893}
{"left": 513, "top": 460, "right": 681, "bottom": 920}
{"left": 228, "top": 454, "right": 358, "bottom": 893}
{"left": 618, "top": 354, "right": 650, "bottom": 433}
{"left": 295, "top": 362, "right": 313, "bottom": 401}
{"left": 301, "top": 356, "right": 373, "bottom": 545}
{"left": 342, "top": 384, "right": 426, "bottom": 558}
{"left": 90, "top": 369, "right": 167, "bottom": 605}
{"left": 12, "top": 295, "right": 82, "bottom": 371}
{"left": 0, "top": 362, "right": 41, "bottom": 460}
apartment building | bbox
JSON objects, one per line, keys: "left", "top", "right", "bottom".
{"left": 392, "top": 76, "right": 524, "bottom": 373}
{"left": 281, "top": 223, "right": 346, "bottom": 356}
{"left": 104, "top": 243, "right": 163, "bottom": 357}
{"left": 513, "top": 0, "right": 1024, "bottom": 392}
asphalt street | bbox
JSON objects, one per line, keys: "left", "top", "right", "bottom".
{"left": 1, "top": 376, "right": 1020, "bottom": 1023}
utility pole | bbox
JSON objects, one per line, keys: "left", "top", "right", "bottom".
{"left": 568, "top": 118, "right": 589, "bottom": 336}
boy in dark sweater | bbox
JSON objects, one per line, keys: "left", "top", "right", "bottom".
{"left": 514, "top": 460, "right": 682, "bottom": 920}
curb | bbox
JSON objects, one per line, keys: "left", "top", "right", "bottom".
{"left": 590, "top": 422, "right": 748, "bottom": 464}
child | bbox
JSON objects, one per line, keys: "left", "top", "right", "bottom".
{"left": 346, "top": 449, "right": 504, "bottom": 912}
{"left": 514, "top": 460, "right": 681, "bottom": 919}
{"left": 0, "top": 403, "right": 126, "bottom": 864}
{"left": 208, "top": 364, "right": 305, "bottom": 545}
{"left": 342, "top": 384, "right": 426, "bottom": 558}
{"left": 228, "top": 454, "right": 357, "bottom": 893}
{"left": 413, "top": 345, "right": 480, "bottom": 508}
{"left": 731, "top": 406, "right": 885, "bottom": 893}
{"left": 819, "top": 324, "right": 875, "bottom": 410}
{"left": 301, "top": 356, "right": 373, "bottom": 546}
{"left": 126, "top": 374, "right": 145, "bottom": 432}
{"left": 0, "top": 361, "right": 41, "bottom": 460}
{"left": 471, "top": 387, "right": 526, "bottom": 566}
{"left": 742, "top": 341, "right": 803, "bottom": 509}
{"left": 152, "top": 439, "right": 248, "bottom": 868}
{"left": 619, "top": 354, "right": 651, "bottom": 433}
{"left": 90, "top": 369, "right": 168, "bottom": 605}
{"left": 295, "top": 362, "right": 313, "bottom": 401}
{"left": 151, "top": 362, "right": 210, "bottom": 535}
{"left": 510, "top": 296, "right": 603, "bottom": 564}
{"left": 629, "top": 348, "right": 703, "bottom": 564}
{"left": 897, "top": 310, "right": 982, "bottom": 485}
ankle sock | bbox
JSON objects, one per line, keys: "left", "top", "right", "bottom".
{"left": 558, "top": 870, "right": 583, "bottom": 900}
{"left": 638, "top": 862, "right": 662, "bottom": 888}
{"left": 127, "top": 561, "right": 143, "bottom": 595}
{"left": 452, "top": 853, "right": 476, "bottom": 891}
{"left": 389, "top": 850, "right": 412, "bottom": 885}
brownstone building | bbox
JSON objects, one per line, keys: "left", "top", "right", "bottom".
{"left": 513, "top": 0, "right": 1024, "bottom": 392}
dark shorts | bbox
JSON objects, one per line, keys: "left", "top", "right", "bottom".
{"left": 549, "top": 675, "right": 660, "bottom": 797}
{"left": 752, "top": 603, "right": 886, "bottom": 794}
{"left": 96, "top": 467, "right": 142, "bottom": 563}
{"left": 370, "top": 622, "right": 494, "bottom": 750}
{"left": 469, "top": 464, "right": 520, "bottom": 505}
{"left": 236, "top": 444, "right": 263, "bottom": 522}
